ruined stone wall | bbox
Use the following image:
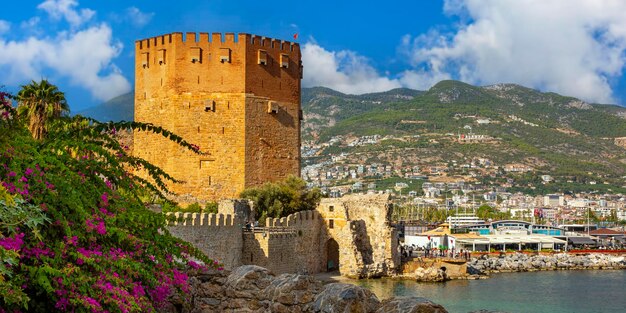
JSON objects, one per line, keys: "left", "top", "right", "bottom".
{"left": 166, "top": 212, "right": 243, "bottom": 270}
{"left": 166, "top": 195, "right": 399, "bottom": 278}
{"left": 241, "top": 210, "right": 324, "bottom": 275}
{"left": 318, "top": 194, "right": 400, "bottom": 278}
{"left": 134, "top": 32, "right": 301, "bottom": 201}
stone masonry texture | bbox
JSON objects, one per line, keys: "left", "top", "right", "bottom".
{"left": 167, "top": 194, "right": 401, "bottom": 278}
{"left": 134, "top": 32, "right": 302, "bottom": 201}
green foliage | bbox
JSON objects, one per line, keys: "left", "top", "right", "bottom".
{"left": 185, "top": 202, "right": 203, "bottom": 213}
{"left": 476, "top": 204, "right": 511, "bottom": 221}
{"left": 0, "top": 91, "right": 218, "bottom": 311}
{"left": 204, "top": 202, "right": 218, "bottom": 214}
{"left": 240, "top": 176, "right": 322, "bottom": 222}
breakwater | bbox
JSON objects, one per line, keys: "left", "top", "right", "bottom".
{"left": 468, "top": 253, "right": 626, "bottom": 274}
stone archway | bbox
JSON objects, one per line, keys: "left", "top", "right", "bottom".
{"left": 326, "top": 238, "right": 340, "bottom": 272}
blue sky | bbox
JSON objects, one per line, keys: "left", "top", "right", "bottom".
{"left": 1, "top": 0, "right": 626, "bottom": 112}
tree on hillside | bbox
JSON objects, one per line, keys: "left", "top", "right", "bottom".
{"left": 16, "top": 79, "right": 69, "bottom": 140}
{"left": 240, "top": 176, "right": 321, "bottom": 223}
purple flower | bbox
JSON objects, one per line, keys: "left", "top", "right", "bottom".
{"left": 55, "top": 298, "right": 70, "bottom": 310}
{"left": 187, "top": 260, "right": 202, "bottom": 270}
{"left": 8, "top": 171, "right": 15, "bottom": 177}
{"left": 132, "top": 283, "right": 146, "bottom": 297}
{"left": 101, "top": 192, "right": 108, "bottom": 206}
{"left": 96, "top": 221, "right": 106, "bottom": 235}
{"left": 45, "top": 181, "right": 55, "bottom": 190}
{"left": 0, "top": 233, "right": 24, "bottom": 250}
{"left": 19, "top": 176, "right": 27, "bottom": 183}
{"left": 24, "top": 168, "right": 33, "bottom": 176}
{"left": 65, "top": 235, "right": 78, "bottom": 246}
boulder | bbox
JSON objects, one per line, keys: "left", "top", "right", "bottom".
{"left": 311, "top": 283, "right": 380, "bottom": 313}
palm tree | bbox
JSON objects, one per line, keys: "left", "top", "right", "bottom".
{"left": 17, "top": 80, "right": 69, "bottom": 140}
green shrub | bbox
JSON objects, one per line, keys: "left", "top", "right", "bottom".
{"left": 240, "top": 176, "right": 321, "bottom": 219}
{"left": 204, "top": 201, "right": 218, "bottom": 214}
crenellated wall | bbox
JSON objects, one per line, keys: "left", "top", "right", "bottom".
{"left": 166, "top": 212, "right": 244, "bottom": 270}
{"left": 134, "top": 32, "right": 301, "bottom": 202}
{"left": 166, "top": 195, "right": 399, "bottom": 278}
{"left": 246, "top": 210, "right": 325, "bottom": 274}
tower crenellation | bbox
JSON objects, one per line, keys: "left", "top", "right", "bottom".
{"left": 134, "top": 32, "right": 302, "bottom": 202}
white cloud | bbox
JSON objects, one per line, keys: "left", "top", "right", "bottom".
{"left": 125, "top": 7, "right": 154, "bottom": 27}
{"left": 0, "top": 20, "right": 10, "bottom": 34}
{"left": 37, "top": 0, "right": 95, "bottom": 28}
{"left": 20, "top": 17, "right": 40, "bottom": 30}
{"left": 0, "top": 1, "right": 131, "bottom": 102}
{"left": 400, "top": 0, "right": 626, "bottom": 104}
{"left": 302, "top": 42, "right": 402, "bottom": 94}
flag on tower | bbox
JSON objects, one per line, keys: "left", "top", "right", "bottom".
{"left": 293, "top": 33, "right": 299, "bottom": 40}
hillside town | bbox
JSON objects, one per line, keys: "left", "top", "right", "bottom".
{"left": 302, "top": 134, "right": 626, "bottom": 227}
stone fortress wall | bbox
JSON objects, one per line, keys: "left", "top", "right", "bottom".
{"left": 134, "top": 32, "right": 302, "bottom": 202}
{"left": 167, "top": 212, "right": 244, "bottom": 270}
{"left": 166, "top": 194, "right": 400, "bottom": 278}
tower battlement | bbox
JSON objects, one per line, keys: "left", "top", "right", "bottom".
{"left": 134, "top": 31, "right": 302, "bottom": 201}
{"left": 136, "top": 32, "right": 299, "bottom": 53}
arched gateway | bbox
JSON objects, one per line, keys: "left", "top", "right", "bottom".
{"left": 326, "top": 238, "right": 340, "bottom": 272}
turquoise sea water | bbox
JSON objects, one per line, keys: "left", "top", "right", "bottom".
{"left": 353, "top": 270, "right": 626, "bottom": 313}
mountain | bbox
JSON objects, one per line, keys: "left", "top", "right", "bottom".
{"left": 76, "top": 91, "right": 134, "bottom": 122}
{"left": 304, "top": 80, "right": 626, "bottom": 192}
{"left": 301, "top": 87, "right": 423, "bottom": 140}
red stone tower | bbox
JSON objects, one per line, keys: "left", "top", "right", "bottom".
{"left": 134, "top": 32, "right": 302, "bottom": 201}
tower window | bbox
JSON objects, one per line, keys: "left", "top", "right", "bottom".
{"left": 280, "top": 54, "right": 289, "bottom": 68}
{"left": 189, "top": 47, "right": 202, "bottom": 63}
{"left": 141, "top": 52, "right": 149, "bottom": 68}
{"left": 220, "top": 48, "right": 231, "bottom": 63}
{"left": 204, "top": 100, "right": 215, "bottom": 112}
{"left": 157, "top": 49, "right": 166, "bottom": 65}
{"left": 329, "top": 219, "right": 334, "bottom": 229}
{"left": 258, "top": 50, "right": 267, "bottom": 65}
{"left": 267, "top": 101, "right": 279, "bottom": 114}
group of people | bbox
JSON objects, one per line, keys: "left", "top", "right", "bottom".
{"left": 399, "top": 244, "right": 472, "bottom": 260}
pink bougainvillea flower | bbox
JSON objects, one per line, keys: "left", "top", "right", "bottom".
{"left": 0, "top": 232, "right": 24, "bottom": 250}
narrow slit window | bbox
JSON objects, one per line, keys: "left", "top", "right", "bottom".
{"left": 329, "top": 219, "right": 334, "bottom": 229}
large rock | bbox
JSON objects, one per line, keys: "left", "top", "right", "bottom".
{"left": 311, "top": 283, "right": 380, "bottom": 313}
{"left": 376, "top": 297, "right": 448, "bottom": 313}
{"left": 164, "top": 265, "right": 450, "bottom": 313}
{"left": 262, "top": 273, "right": 322, "bottom": 306}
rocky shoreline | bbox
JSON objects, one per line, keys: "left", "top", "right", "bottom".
{"left": 163, "top": 265, "right": 449, "bottom": 313}
{"left": 159, "top": 254, "right": 626, "bottom": 312}
{"left": 468, "top": 253, "right": 626, "bottom": 275}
